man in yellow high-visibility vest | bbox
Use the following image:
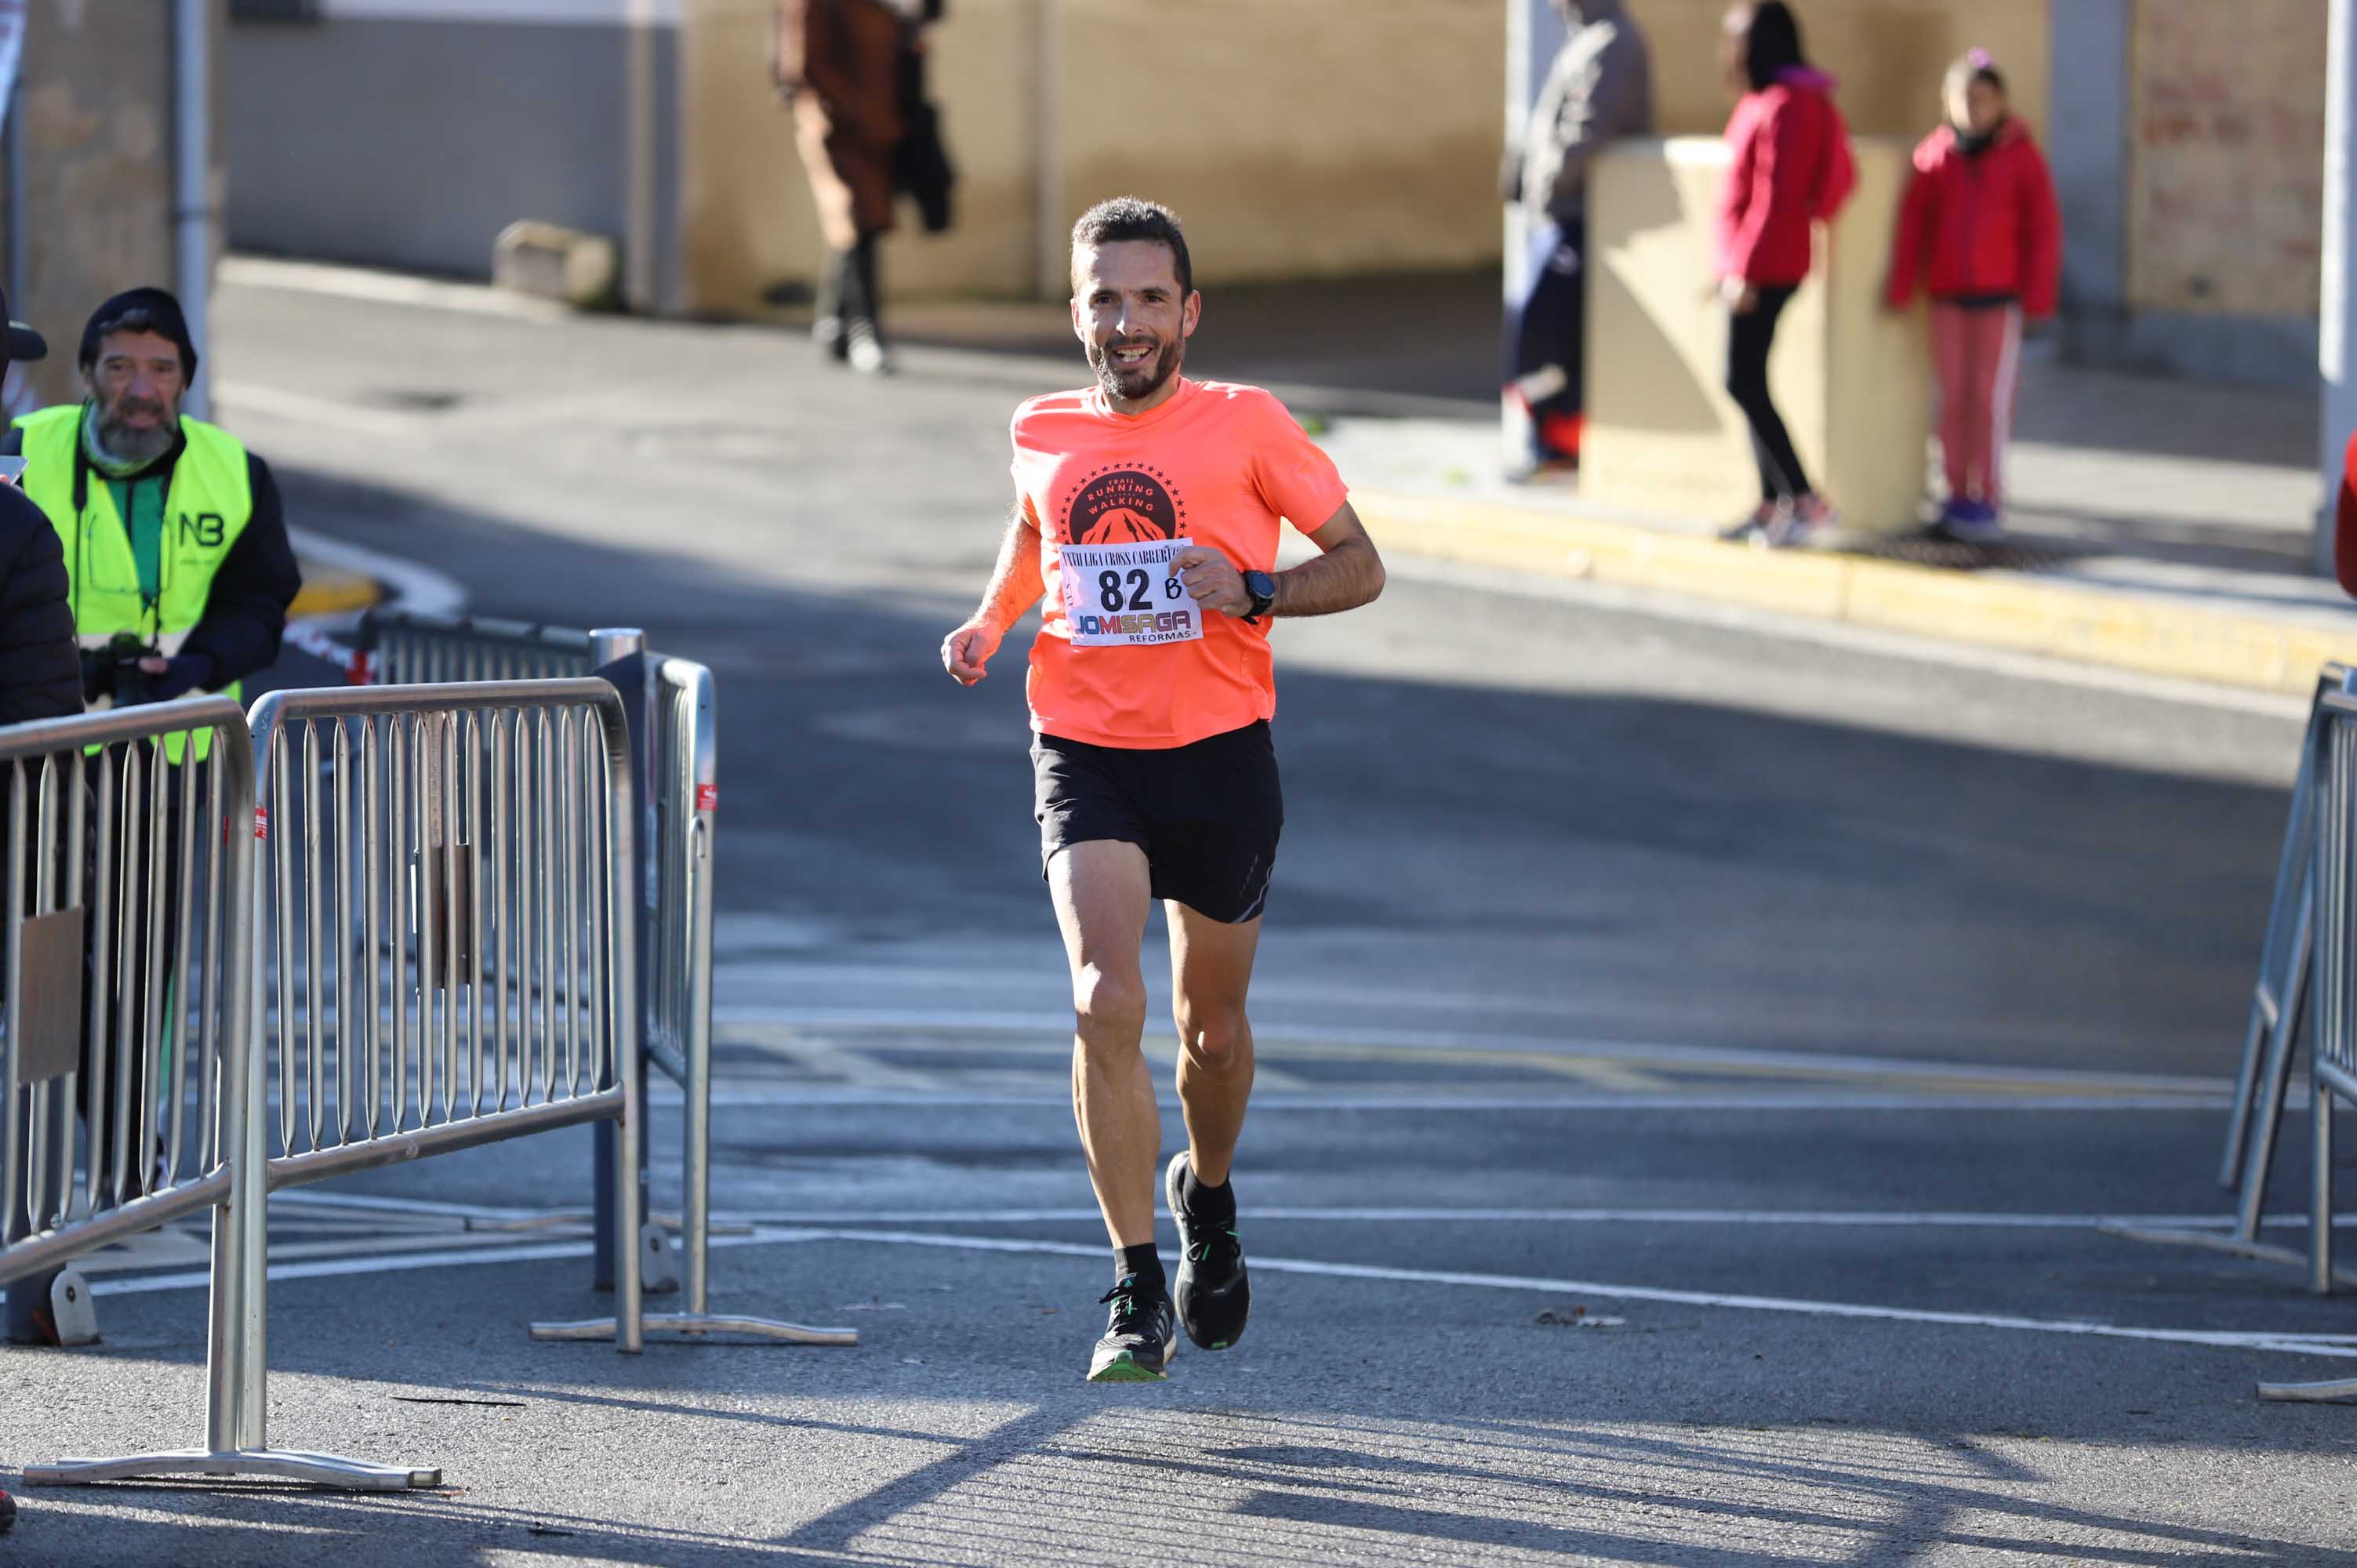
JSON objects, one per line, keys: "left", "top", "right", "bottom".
{"left": 2, "top": 290, "right": 296, "bottom": 1347}
{"left": 8, "top": 288, "right": 300, "bottom": 741}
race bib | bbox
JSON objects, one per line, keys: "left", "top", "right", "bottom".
{"left": 1059, "top": 536, "right": 1204, "bottom": 648}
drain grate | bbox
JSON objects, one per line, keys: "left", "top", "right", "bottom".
{"left": 1843, "top": 532, "right": 2084, "bottom": 573}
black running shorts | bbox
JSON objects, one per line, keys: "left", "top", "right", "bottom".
{"left": 1031, "top": 721, "right": 1283, "bottom": 924}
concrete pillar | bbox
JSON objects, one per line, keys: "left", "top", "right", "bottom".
{"left": 1032, "top": 0, "right": 1062, "bottom": 301}
{"left": 0, "top": 3, "right": 214, "bottom": 411}
{"left": 1502, "top": 0, "right": 1567, "bottom": 464}
{"left": 2047, "top": 0, "right": 2128, "bottom": 370}
{"left": 2325, "top": 0, "right": 2357, "bottom": 575}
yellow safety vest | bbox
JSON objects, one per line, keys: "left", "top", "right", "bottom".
{"left": 15, "top": 405, "right": 254, "bottom": 763}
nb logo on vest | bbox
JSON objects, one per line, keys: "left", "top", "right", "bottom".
{"left": 177, "top": 512, "right": 225, "bottom": 548}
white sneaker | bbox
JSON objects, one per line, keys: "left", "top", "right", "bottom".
{"left": 846, "top": 327, "right": 892, "bottom": 376}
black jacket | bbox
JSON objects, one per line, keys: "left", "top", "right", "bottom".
{"left": 4, "top": 416, "right": 301, "bottom": 691}
{"left": 0, "top": 481, "right": 81, "bottom": 724}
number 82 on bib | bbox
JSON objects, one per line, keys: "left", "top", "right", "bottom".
{"left": 1059, "top": 537, "right": 1204, "bottom": 648}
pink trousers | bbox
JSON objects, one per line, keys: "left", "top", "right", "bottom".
{"left": 1932, "top": 303, "right": 2022, "bottom": 509}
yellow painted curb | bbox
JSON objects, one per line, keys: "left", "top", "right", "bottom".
{"left": 289, "top": 565, "right": 381, "bottom": 620}
{"left": 1353, "top": 489, "right": 2357, "bottom": 697}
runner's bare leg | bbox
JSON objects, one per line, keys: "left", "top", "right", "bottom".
{"left": 1168, "top": 902, "right": 1260, "bottom": 1186}
{"left": 1050, "top": 840, "right": 1160, "bottom": 1246}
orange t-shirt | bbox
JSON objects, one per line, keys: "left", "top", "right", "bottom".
{"left": 1010, "top": 376, "right": 1349, "bottom": 749}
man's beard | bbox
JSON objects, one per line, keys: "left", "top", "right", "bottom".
{"left": 94, "top": 397, "right": 176, "bottom": 467}
{"left": 1087, "top": 332, "right": 1183, "bottom": 405}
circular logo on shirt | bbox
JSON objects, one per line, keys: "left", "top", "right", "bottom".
{"left": 1067, "top": 466, "right": 1187, "bottom": 546}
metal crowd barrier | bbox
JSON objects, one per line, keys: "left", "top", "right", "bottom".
{"left": 2105, "top": 666, "right": 2357, "bottom": 1279}
{"left": 27, "top": 678, "right": 644, "bottom": 1489}
{"left": 0, "top": 696, "right": 255, "bottom": 1352}
{"left": 356, "top": 610, "right": 855, "bottom": 1348}
{"left": 532, "top": 658, "right": 853, "bottom": 1346}
{"left": 355, "top": 608, "right": 607, "bottom": 684}
{"left": 2261, "top": 684, "right": 2357, "bottom": 1403}
{"left": 2219, "top": 666, "right": 2350, "bottom": 1200}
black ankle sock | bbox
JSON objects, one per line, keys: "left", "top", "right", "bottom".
{"left": 1180, "top": 1163, "right": 1237, "bottom": 1228}
{"left": 1115, "top": 1243, "right": 1164, "bottom": 1291}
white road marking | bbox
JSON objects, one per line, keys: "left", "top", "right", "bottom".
{"left": 88, "top": 1216, "right": 2357, "bottom": 1359}
{"left": 707, "top": 1004, "right": 2231, "bottom": 1095}
{"left": 89, "top": 1225, "right": 797, "bottom": 1298}
{"left": 722, "top": 1206, "right": 2357, "bottom": 1232}
{"left": 251, "top": 1191, "right": 2350, "bottom": 1233}
{"left": 705, "top": 1088, "right": 2228, "bottom": 1112}
{"left": 794, "top": 1227, "right": 2357, "bottom": 1361}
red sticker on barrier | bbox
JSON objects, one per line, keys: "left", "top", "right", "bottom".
{"left": 253, "top": 807, "right": 270, "bottom": 841}
{"left": 695, "top": 784, "right": 718, "bottom": 814}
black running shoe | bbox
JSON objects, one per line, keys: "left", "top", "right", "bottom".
{"left": 1167, "top": 1151, "right": 1251, "bottom": 1351}
{"left": 1087, "top": 1275, "right": 1176, "bottom": 1382}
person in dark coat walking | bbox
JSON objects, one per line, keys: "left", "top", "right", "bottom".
{"left": 1502, "top": 0, "right": 1654, "bottom": 475}
{"left": 776, "top": 0, "right": 940, "bottom": 375}
{"left": 0, "top": 294, "right": 71, "bottom": 727}
{"left": 0, "top": 292, "right": 76, "bottom": 1348}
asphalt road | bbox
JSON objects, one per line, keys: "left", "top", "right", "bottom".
{"left": 0, "top": 269, "right": 2349, "bottom": 1566}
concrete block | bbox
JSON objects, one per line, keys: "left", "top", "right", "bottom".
{"left": 493, "top": 220, "right": 619, "bottom": 310}
{"left": 1581, "top": 136, "right": 1934, "bottom": 534}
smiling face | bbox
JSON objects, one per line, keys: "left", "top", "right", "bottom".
{"left": 90, "top": 328, "right": 185, "bottom": 465}
{"left": 1071, "top": 238, "right": 1200, "bottom": 414}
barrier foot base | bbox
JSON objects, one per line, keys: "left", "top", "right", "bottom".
{"left": 2259, "top": 1378, "right": 2357, "bottom": 1403}
{"left": 2099, "top": 1225, "right": 2357, "bottom": 1290}
{"left": 23, "top": 1447, "right": 441, "bottom": 1490}
{"left": 529, "top": 1310, "right": 859, "bottom": 1347}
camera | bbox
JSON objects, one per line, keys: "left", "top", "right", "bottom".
{"left": 80, "top": 632, "right": 161, "bottom": 707}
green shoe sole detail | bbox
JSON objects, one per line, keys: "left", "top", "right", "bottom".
{"left": 1087, "top": 1351, "right": 1169, "bottom": 1383}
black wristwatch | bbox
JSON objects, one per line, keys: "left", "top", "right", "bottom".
{"left": 1241, "top": 570, "right": 1277, "bottom": 624}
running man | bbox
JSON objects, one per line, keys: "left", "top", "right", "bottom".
{"left": 940, "top": 198, "right": 1385, "bottom": 1381}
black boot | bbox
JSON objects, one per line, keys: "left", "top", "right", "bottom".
{"left": 813, "top": 249, "right": 853, "bottom": 362}
{"left": 844, "top": 235, "right": 891, "bottom": 375}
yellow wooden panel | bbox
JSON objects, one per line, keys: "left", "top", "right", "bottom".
{"left": 1583, "top": 137, "right": 1933, "bottom": 533}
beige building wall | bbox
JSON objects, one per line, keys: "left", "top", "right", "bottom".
{"left": 2125, "top": 0, "right": 2325, "bottom": 320}
{"left": 8, "top": 0, "right": 194, "bottom": 408}
{"left": 1622, "top": 0, "right": 2049, "bottom": 140}
{"left": 1582, "top": 137, "right": 1931, "bottom": 532}
{"left": 680, "top": 0, "right": 1039, "bottom": 311}
{"left": 680, "top": 0, "right": 2052, "bottom": 316}
{"left": 1046, "top": 0, "right": 1503, "bottom": 287}
{"left": 680, "top": 0, "right": 1506, "bottom": 314}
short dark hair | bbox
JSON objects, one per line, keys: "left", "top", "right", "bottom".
{"left": 1070, "top": 197, "right": 1192, "bottom": 297}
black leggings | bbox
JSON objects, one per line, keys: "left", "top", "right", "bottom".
{"left": 1725, "top": 285, "right": 1811, "bottom": 504}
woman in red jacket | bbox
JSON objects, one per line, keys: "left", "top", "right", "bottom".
{"left": 1716, "top": 2, "right": 1854, "bottom": 547}
{"left": 1883, "top": 51, "right": 2061, "bottom": 542}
